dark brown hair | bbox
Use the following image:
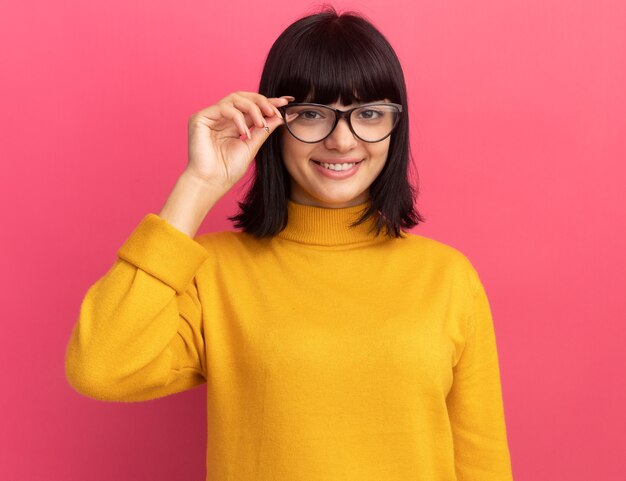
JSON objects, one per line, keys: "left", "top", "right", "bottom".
{"left": 228, "top": 4, "right": 425, "bottom": 238}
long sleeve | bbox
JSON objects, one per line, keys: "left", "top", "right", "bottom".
{"left": 65, "top": 213, "right": 210, "bottom": 402}
{"left": 446, "top": 266, "right": 514, "bottom": 480}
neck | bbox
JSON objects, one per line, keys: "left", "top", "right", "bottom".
{"left": 276, "top": 199, "right": 388, "bottom": 247}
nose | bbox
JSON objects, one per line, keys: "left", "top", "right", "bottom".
{"left": 323, "top": 117, "right": 359, "bottom": 151}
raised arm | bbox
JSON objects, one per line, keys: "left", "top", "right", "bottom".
{"left": 65, "top": 92, "right": 291, "bottom": 402}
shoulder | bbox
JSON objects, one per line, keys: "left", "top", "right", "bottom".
{"left": 396, "top": 231, "right": 481, "bottom": 286}
{"left": 397, "top": 230, "right": 473, "bottom": 265}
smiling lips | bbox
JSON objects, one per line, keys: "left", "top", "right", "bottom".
{"left": 313, "top": 158, "right": 363, "bottom": 164}
{"left": 312, "top": 158, "right": 363, "bottom": 171}
{"left": 311, "top": 158, "right": 364, "bottom": 178}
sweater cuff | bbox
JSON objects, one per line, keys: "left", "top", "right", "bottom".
{"left": 117, "top": 213, "right": 210, "bottom": 295}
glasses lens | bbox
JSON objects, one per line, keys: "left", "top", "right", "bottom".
{"left": 283, "top": 105, "right": 336, "bottom": 142}
{"left": 282, "top": 104, "right": 401, "bottom": 142}
{"left": 350, "top": 105, "right": 400, "bottom": 142}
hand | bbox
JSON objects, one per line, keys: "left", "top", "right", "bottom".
{"left": 185, "top": 91, "right": 294, "bottom": 192}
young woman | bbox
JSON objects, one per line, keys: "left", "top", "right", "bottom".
{"left": 65, "top": 7, "right": 514, "bottom": 481}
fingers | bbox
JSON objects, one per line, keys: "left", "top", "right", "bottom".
{"left": 193, "top": 91, "right": 294, "bottom": 141}
{"left": 227, "top": 92, "right": 293, "bottom": 140}
{"left": 231, "top": 96, "right": 273, "bottom": 131}
{"left": 240, "top": 109, "right": 285, "bottom": 149}
{"left": 219, "top": 103, "right": 252, "bottom": 139}
{"left": 231, "top": 92, "right": 291, "bottom": 127}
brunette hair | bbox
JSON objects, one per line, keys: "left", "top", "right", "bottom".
{"left": 228, "top": 5, "right": 425, "bottom": 238}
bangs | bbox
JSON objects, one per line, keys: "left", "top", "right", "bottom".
{"left": 269, "top": 22, "right": 400, "bottom": 106}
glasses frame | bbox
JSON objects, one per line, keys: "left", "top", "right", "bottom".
{"left": 277, "top": 101, "right": 403, "bottom": 143}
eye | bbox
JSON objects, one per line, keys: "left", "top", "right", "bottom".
{"left": 356, "top": 108, "right": 383, "bottom": 120}
{"left": 299, "top": 109, "right": 326, "bottom": 120}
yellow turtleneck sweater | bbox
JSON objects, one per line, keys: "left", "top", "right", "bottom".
{"left": 65, "top": 200, "right": 513, "bottom": 481}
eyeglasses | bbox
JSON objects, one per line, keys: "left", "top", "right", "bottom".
{"left": 277, "top": 102, "right": 402, "bottom": 143}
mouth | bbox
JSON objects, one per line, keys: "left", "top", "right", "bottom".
{"left": 311, "top": 159, "right": 364, "bottom": 171}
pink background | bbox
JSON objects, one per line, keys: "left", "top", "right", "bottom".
{"left": 2, "top": 0, "right": 625, "bottom": 479}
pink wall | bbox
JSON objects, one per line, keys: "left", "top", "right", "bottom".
{"left": 2, "top": 0, "right": 625, "bottom": 479}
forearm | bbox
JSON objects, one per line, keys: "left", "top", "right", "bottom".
{"left": 158, "top": 169, "right": 227, "bottom": 238}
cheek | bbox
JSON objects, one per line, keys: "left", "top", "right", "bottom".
{"left": 279, "top": 134, "right": 293, "bottom": 168}
{"left": 369, "top": 140, "right": 391, "bottom": 162}
{"left": 281, "top": 136, "right": 314, "bottom": 168}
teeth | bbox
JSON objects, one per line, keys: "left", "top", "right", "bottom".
{"left": 319, "top": 162, "right": 357, "bottom": 171}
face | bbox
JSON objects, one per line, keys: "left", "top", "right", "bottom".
{"left": 279, "top": 99, "right": 392, "bottom": 209}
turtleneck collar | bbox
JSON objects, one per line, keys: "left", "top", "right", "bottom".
{"left": 276, "top": 199, "right": 388, "bottom": 247}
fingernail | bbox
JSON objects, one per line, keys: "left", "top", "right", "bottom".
{"left": 281, "top": 96, "right": 295, "bottom": 100}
